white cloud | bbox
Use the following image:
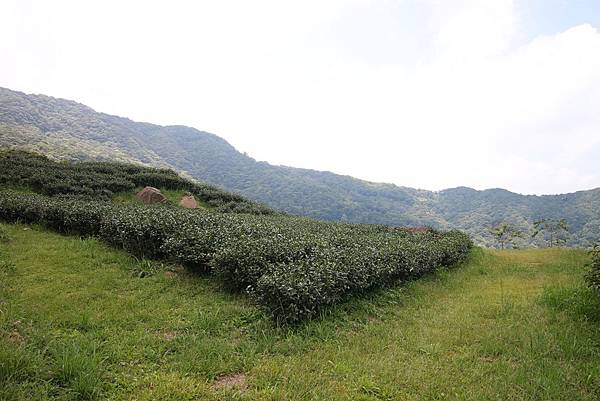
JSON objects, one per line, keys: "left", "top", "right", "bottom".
{"left": 0, "top": 0, "right": 599, "bottom": 194}
{"left": 431, "top": 0, "right": 518, "bottom": 60}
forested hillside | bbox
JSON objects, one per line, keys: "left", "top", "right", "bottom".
{"left": 1, "top": 87, "right": 599, "bottom": 246}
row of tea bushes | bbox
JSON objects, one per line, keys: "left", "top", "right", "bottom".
{"left": 252, "top": 230, "right": 471, "bottom": 322}
{"left": 588, "top": 244, "right": 600, "bottom": 294}
{"left": 0, "top": 149, "right": 275, "bottom": 215}
{"left": 0, "top": 191, "right": 111, "bottom": 235}
{"left": 0, "top": 190, "right": 472, "bottom": 323}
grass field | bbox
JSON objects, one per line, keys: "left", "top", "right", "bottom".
{"left": 0, "top": 223, "right": 599, "bottom": 400}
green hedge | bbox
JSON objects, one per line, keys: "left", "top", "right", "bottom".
{"left": 0, "top": 149, "right": 275, "bottom": 215}
{"left": 0, "top": 191, "right": 473, "bottom": 323}
{"left": 0, "top": 192, "right": 112, "bottom": 235}
{"left": 588, "top": 244, "right": 600, "bottom": 294}
{"left": 252, "top": 230, "right": 472, "bottom": 322}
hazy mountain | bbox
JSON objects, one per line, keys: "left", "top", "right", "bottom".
{"left": 1, "top": 87, "right": 599, "bottom": 246}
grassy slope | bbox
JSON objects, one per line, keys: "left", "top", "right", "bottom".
{"left": 0, "top": 224, "right": 599, "bottom": 400}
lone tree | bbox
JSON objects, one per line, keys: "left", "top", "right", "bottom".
{"left": 489, "top": 223, "right": 523, "bottom": 249}
{"left": 531, "top": 218, "right": 569, "bottom": 247}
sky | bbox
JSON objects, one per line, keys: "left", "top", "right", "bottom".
{"left": 1, "top": 0, "right": 600, "bottom": 195}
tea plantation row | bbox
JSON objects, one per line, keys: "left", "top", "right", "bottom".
{"left": 589, "top": 244, "right": 600, "bottom": 294}
{"left": 0, "top": 191, "right": 472, "bottom": 323}
{"left": 0, "top": 150, "right": 275, "bottom": 215}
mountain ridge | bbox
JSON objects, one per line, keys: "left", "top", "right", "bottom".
{"left": 1, "top": 86, "right": 599, "bottom": 246}
{"left": 3, "top": 87, "right": 591, "bottom": 195}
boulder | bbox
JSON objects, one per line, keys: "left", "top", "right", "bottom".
{"left": 179, "top": 193, "right": 198, "bottom": 209}
{"left": 136, "top": 186, "right": 167, "bottom": 204}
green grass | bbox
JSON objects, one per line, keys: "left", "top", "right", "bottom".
{"left": 0, "top": 223, "right": 598, "bottom": 400}
{"left": 112, "top": 188, "right": 208, "bottom": 208}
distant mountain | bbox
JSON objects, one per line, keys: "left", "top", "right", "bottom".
{"left": 1, "top": 87, "right": 599, "bottom": 246}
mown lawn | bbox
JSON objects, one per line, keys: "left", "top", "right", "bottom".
{"left": 0, "top": 223, "right": 598, "bottom": 400}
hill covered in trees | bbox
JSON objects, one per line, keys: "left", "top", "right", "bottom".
{"left": 1, "top": 87, "right": 599, "bottom": 246}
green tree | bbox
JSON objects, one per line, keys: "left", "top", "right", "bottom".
{"left": 532, "top": 218, "right": 569, "bottom": 248}
{"left": 489, "top": 223, "right": 523, "bottom": 249}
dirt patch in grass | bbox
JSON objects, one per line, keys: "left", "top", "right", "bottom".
{"left": 162, "top": 331, "right": 178, "bottom": 341}
{"left": 165, "top": 265, "right": 185, "bottom": 278}
{"left": 213, "top": 373, "right": 248, "bottom": 391}
{"left": 165, "top": 271, "right": 178, "bottom": 278}
{"left": 7, "top": 330, "right": 25, "bottom": 345}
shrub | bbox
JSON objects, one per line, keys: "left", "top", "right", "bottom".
{"left": 44, "top": 200, "right": 113, "bottom": 236}
{"left": 99, "top": 205, "right": 181, "bottom": 259}
{"left": 253, "top": 230, "right": 472, "bottom": 323}
{"left": 212, "top": 228, "right": 330, "bottom": 291}
{"left": 0, "top": 191, "right": 48, "bottom": 224}
{"left": 587, "top": 243, "right": 600, "bottom": 294}
{"left": 0, "top": 192, "right": 111, "bottom": 236}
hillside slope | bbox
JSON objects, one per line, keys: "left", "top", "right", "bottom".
{"left": 1, "top": 87, "right": 599, "bottom": 246}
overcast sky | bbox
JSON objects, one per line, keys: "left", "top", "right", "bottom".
{"left": 2, "top": 0, "right": 600, "bottom": 195}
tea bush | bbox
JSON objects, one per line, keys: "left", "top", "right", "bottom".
{"left": 0, "top": 192, "right": 111, "bottom": 235}
{"left": 0, "top": 190, "right": 473, "bottom": 323}
{"left": 253, "top": 230, "right": 472, "bottom": 323}
{"left": 0, "top": 150, "right": 275, "bottom": 215}
{"left": 587, "top": 244, "right": 600, "bottom": 294}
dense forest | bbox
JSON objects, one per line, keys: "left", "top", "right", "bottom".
{"left": 1, "top": 87, "right": 599, "bottom": 247}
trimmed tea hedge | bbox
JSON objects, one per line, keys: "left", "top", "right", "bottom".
{"left": 0, "top": 191, "right": 472, "bottom": 323}
{"left": 0, "top": 149, "right": 275, "bottom": 215}
{"left": 0, "top": 192, "right": 112, "bottom": 235}
{"left": 588, "top": 244, "right": 600, "bottom": 294}
{"left": 253, "top": 230, "right": 471, "bottom": 322}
